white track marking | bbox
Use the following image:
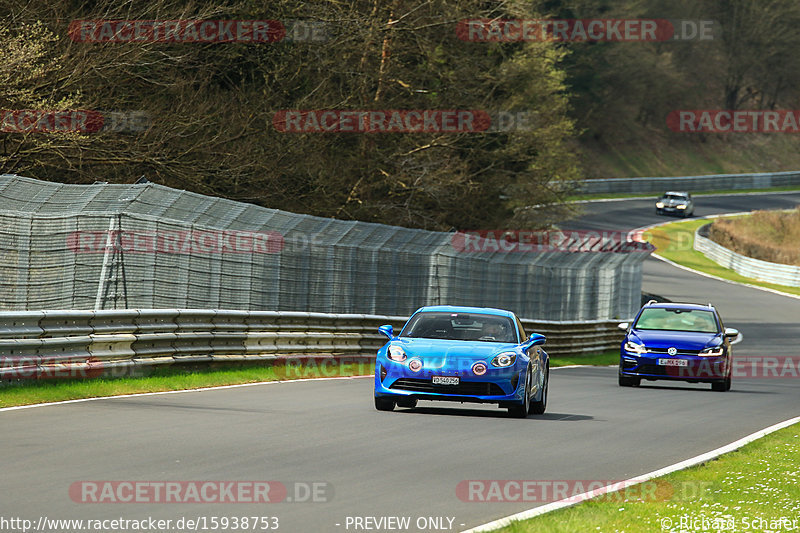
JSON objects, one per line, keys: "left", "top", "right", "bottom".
{"left": 0, "top": 375, "right": 373, "bottom": 412}
{"left": 462, "top": 415, "right": 800, "bottom": 532}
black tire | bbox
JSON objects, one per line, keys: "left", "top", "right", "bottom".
{"left": 529, "top": 364, "right": 548, "bottom": 415}
{"left": 508, "top": 366, "right": 531, "bottom": 418}
{"left": 711, "top": 377, "right": 731, "bottom": 392}
{"left": 619, "top": 374, "right": 640, "bottom": 387}
{"left": 396, "top": 397, "right": 418, "bottom": 409}
{"left": 374, "top": 397, "right": 395, "bottom": 411}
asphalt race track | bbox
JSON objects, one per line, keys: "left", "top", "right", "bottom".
{"left": 1, "top": 191, "right": 798, "bottom": 532}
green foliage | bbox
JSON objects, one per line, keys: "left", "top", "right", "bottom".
{"left": 0, "top": 0, "right": 582, "bottom": 230}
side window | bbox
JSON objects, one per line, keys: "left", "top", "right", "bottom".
{"left": 516, "top": 317, "right": 526, "bottom": 344}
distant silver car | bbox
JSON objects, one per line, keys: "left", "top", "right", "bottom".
{"left": 656, "top": 191, "right": 694, "bottom": 217}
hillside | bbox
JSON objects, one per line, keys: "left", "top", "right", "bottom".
{"left": 2, "top": 0, "right": 799, "bottom": 228}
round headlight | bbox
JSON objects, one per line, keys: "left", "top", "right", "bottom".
{"left": 408, "top": 359, "right": 422, "bottom": 372}
{"left": 472, "top": 362, "right": 487, "bottom": 376}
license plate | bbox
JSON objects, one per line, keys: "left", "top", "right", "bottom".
{"left": 658, "top": 358, "right": 688, "bottom": 367}
{"left": 432, "top": 376, "right": 459, "bottom": 385}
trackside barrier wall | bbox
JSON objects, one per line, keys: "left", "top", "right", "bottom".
{"left": 694, "top": 224, "right": 800, "bottom": 287}
{"left": 580, "top": 171, "right": 800, "bottom": 195}
{"left": 0, "top": 175, "right": 652, "bottom": 321}
{"left": 0, "top": 309, "right": 627, "bottom": 378}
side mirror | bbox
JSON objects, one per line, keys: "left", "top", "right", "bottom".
{"left": 618, "top": 322, "right": 630, "bottom": 331}
{"left": 724, "top": 327, "right": 739, "bottom": 339}
{"left": 378, "top": 325, "right": 394, "bottom": 339}
{"left": 527, "top": 333, "right": 546, "bottom": 346}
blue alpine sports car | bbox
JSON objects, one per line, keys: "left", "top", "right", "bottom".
{"left": 374, "top": 306, "right": 549, "bottom": 417}
{"left": 618, "top": 301, "right": 739, "bottom": 391}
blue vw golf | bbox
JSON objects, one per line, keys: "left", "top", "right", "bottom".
{"left": 618, "top": 301, "right": 738, "bottom": 391}
{"left": 374, "top": 306, "right": 549, "bottom": 417}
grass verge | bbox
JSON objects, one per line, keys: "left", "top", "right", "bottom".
{"left": 642, "top": 218, "right": 800, "bottom": 297}
{"left": 550, "top": 351, "right": 618, "bottom": 367}
{"left": 495, "top": 421, "right": 800, "bottom": 532}
{"left": 0, "top": 352, "right": 618, "bottom": 408}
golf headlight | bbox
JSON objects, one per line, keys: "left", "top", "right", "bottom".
{"left": 387, "top": 345, "right": 407, "bottom": 362}
{"left": 700, "top": 346, "right": 724, "bottom": 357}
{"left": 656, "top": 202, "right": 664, "bottom": 208}
{"left": 491, "top": 352, "right": 516, "bottom": 367}
{"left": 677, "top": 204, "right": 687, "bottom": 209}
{"left": 624, "top": 340, "right": 647, "bottom": 354}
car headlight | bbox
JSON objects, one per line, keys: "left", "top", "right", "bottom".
{"left": 700, "top": 346, "right": 724, "bottom": 357}
{"left": 472, "top": 362, "right": 487, "bottom": 376}
{"left": 387, "top": 345, "right": 407, "bottom": 362}
{"left": 677, "top": 204, "right": 687, "bottom": 209}
{"left": 624, "top": 340, "right": 647, "bottom": 354}
{"left": 491, "top": 352, "right": 516, "bottom": 367}
{"left": 656, "top": 202, "right": 664, "bottom": 208}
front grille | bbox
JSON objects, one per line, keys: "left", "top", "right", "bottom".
{"left": 390, "top": 378, "right": 505, "bottom": 396}
{"left": 646, "top": 348, "right": 700, "bottom": 356}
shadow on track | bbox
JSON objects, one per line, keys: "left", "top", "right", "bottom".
{"left": 391, "top": 406, "right": 594, "bottom": 421}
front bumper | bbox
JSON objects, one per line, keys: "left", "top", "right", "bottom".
{"left": 374, "top": 360, "right": 526, "bottom": 405}
{"left": 619, "top": 352, "right": 729, "bottom": 382}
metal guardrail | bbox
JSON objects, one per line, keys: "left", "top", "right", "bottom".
{"left": 0, "top": 310, "right": 626, "bottom": 379}
{"left": 694, "top": 224, "right": 800, "bottom": 287}
{"left": 580, "top": 170, "right": 800, "bottom": 195}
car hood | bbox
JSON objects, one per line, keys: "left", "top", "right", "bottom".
{"left": 393, "top": 338, "right": 517, "bottom": 361}
{"left": 630, "top": 329, "right": 721, "bottom": 350}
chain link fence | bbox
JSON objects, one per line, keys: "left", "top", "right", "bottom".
{"left": 0, "top": 175, "right": 652, "bottom": 320}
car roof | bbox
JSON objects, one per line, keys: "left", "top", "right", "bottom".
{"left": 643, "top": 302, "right": 714, "bottom": 311}
{"left": 663, "top": 191, "right": 690, "bottom": 196}
{"left": 414, "top": 305, "right": 516, "bottom": 318}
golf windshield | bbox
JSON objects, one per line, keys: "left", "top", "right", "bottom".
{"left": 634, "top": 308, "right": 718, "bottom": 333}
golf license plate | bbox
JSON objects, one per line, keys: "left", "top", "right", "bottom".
{"left": 658, "top": 358, "right": 688, "bottom": 367}
{"left": 432, "top": 376, "right": 459, "bottom": 385}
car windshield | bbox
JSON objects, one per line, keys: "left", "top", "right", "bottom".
{"left": 662, "top": 194, "right": 688, "bottom": 201}
{"left": 400, "top": 312, "right": 517, "bottom": 343}
{"left": 633, "top": 308, "right": 718, "bottom": 333}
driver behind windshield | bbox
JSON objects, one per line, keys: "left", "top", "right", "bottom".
{"left": 481, "top": 321, "right": 511, "bottom": 342}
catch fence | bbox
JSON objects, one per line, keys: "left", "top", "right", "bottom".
{"left": 0, "top": 175, "right": 652, "bottom": 320}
